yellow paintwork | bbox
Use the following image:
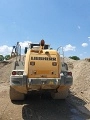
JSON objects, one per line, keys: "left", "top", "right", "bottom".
{"left": 24, "top": 49, "right": 61, "bottom": 78}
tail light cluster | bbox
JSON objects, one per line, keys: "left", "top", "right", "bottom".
{"left": 64, "top": 72, "right": 72, "bottom": 76}
{"left": 12, "top": 71, "right": 24, "bottom": 75}
{"left": 67, "top": 72, "right": 72, "bottom": 76}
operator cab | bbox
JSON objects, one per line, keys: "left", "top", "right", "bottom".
{"left": 24, "top": 40, "right": 50, "bottom": 54}
{"left": 30, "top": 43, "right": 50, "bottom": 49}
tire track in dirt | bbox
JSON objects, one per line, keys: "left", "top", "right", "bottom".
{"left": 0, "top": 85, "right": 90, "bottom": 120}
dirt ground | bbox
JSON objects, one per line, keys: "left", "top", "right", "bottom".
{"left": 0, "top": 58, "right": 90, "bottom": 120}
{"left": 66, "top": 58, "right": 90, "bottom": 113}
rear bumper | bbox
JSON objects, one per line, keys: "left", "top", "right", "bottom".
{"left": 10, "top": 74, "right": 73, "bottom": 92}
{"left": 28, "top": 78, "right": 60, "bottom": 90}
{"left": 28, "top": 76, "right": 73, "bottom": 88}
{"left": 28, "top": 78, "right": 60, "bottom": 85}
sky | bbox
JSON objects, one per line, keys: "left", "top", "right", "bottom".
{"left": 0, "top": 0, "right": 90, "bottom": 59}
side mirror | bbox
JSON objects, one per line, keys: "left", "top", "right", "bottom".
{"left": 24, "top": 47, "right": 28, "bottom": 54}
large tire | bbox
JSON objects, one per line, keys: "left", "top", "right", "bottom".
{"left": 51, "top": 88, "right": 68, "bottom": 99}
{"left": 10, "top": 87, "right": 25, "bottom": 101}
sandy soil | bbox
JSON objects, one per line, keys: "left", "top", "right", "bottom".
{"left": 66, "top": 58, "right": 90, "bottom": 115}
{"left": 0, "top": 58, "right": 90, "bottom": 120}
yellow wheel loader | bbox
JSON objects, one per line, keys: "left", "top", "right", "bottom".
{"left": 10, "top": 40, "right": 73, "bottom": 100}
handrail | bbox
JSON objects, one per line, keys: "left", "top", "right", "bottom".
{"left": 57, "top": 46, "right": 64, "bottom": 63}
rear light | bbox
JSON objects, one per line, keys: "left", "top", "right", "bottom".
{"left": 52, "top": 62, "right": 57, "bottom": 66}
{"left": 17, "top": 71, "right": 23, "bottom": 75}
{"left": 12, "top": 71, "right": 16, "bottom": 75}
{"left": 30, "top": 62, "right": 35, "bottom": 66}
{"left": 12, "top": 71, "right": 23, "bottom": 75}
{"left": 40, "top": 39, "right": 45, "bottom": 46}
{"left": 67, "top": 72, "right": 72, "bottom": 76}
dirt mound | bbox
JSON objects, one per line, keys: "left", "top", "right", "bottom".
{"left": 65, "top": 58, "right": 90, "bottom": 103}
{"left": 0, "top": 61, "right": 11, "bottom": 68}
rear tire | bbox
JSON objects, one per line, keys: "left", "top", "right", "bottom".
{"left": 10, "top": 87, "right": 25, "bottom": 101}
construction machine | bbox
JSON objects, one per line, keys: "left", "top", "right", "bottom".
{"left": 11, "top": 42, "right": 21, "bottom": 59}
{"left": 10, "top": 40, "right": 73, "bottom": 100}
